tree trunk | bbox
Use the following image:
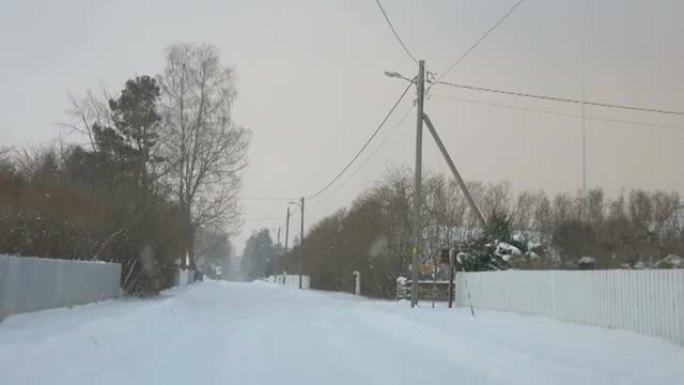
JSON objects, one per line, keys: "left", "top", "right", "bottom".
{"left": 186, "top": 210, "right": 196, "bottom": 270}
{"left": 188, "top": 233, "right": 196, "bottom": 270}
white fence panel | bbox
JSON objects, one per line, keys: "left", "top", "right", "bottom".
{"left": 267, "top": 274, "right": 310, "bottom": 289}
{"left": 0, "top": 255, "right": 121, "bottom": 320}
{"left": 455, "top": 269, "right": 684, "bottom": 346}
{"left": 174, "top": 269, "right": 195, "bottom": 287}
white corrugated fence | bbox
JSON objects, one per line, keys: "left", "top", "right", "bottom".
{"left": 0, "top": 254, "right": 122, "bottom": 320}
{"left": 455, "top": 269, "right": 684, "bottom": 345}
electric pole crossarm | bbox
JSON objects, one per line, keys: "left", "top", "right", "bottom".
{"left": 422, "top": 113, "right": 487, "bottom": 229}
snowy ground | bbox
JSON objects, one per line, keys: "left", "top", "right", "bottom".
{"left": 1, "top": 281, "right": 683, "bottom": 385}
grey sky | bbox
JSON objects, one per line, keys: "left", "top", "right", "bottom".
{"left": 1, "top": 0, "right": 683, "bottom": 253}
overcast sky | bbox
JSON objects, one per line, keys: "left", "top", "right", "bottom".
{"left": 1, "top": 0, "right": 683, "bottom": 254}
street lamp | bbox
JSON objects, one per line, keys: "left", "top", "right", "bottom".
{"left": 384, "top": 70, "right": 415, "bottom": 83}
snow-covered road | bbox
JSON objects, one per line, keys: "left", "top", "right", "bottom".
{"left": 1, "top": 281, "right": 683, "bottom": 385}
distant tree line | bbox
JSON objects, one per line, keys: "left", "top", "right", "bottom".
{"left": 278, "top": 167, "right": 683, "bottom": 298}
{"left": 0, "top": 43, "right": 249, "bottom": 296}
{"left": 240, "top": 229, "right": 278, "bottom": 280}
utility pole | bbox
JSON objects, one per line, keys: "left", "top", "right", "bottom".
{"left": 386, "top": 62, "right": 490, "bottom": 309}
{"left": 284, "top": 207, "right": 291, "bottom": 252}
{"left": 411, "top": 60, "right": 425, "bottom": 308}
{"left": 299, "top": 196, "right": 305, "bottom": 289}
{"left": 447, "top": 248, "right": 456, "bottom": 308}
{"left": 274, "top": 226, "right": 281, "bottom": 277}
{"left": 283, "top": 207, "right": 291, "bottom": 284}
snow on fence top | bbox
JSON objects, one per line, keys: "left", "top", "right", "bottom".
{"left": 0, "top": 254, "right": 120, "bottom": 265}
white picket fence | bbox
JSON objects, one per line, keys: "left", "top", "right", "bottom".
{"left": 454, "top": 269, "right": 684, "bottom": 345}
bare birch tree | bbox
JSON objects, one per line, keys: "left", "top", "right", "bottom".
{"left": 158, "top": 43, "right": 250, "bottom": 268}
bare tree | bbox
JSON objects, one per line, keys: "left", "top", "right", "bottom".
{"left": 374, "top": 167, "right": 413, "bottom": 280}
{"left": 158, "top": 43, "right": 250, "bottom": 268}
{"left": 0, "top": 147, "right": 12, "bottom": 173}
{"left": 532, "top": 191, "right": 551, "bottom": 230}
{"left": 512, "top": 190, "right": 536, "bottom": 230}
{"left": 587, "top": 188, "right": 605, "bottom": 225}
{"left": 652, "top": 191, "right": 680, "bottom": 240}
{"left": 61, "top": 87, "right": 113, "bottom": 151}
{"left": 482, "top": 181, "right": 512, "bottom": 219}
{"left": 444, "top": 179, "right": 467, "bottom": 242}
{"left": 464, "top": 180, "right": 486, "bottom": 237}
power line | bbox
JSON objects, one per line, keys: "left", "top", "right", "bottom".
{"left": 314, "top": 104, "right": 416, "bottom": 205}
{"left": 433, "top": 0, "right": 525, "bottom": 85}
{"left": 434, "top": 81, "right": 684, "bottom": 116}
{"left": 307, "top": 82, "right": 414, "bottom": 200}
{"left": 344, "top": 104, "right": 416, "bottom": 186}
{"left": 430, "top": 94, "right": 684, "bottom": 131}
{"left": 375, "top": 0, "right": 419, "bottom": 65}
{"left": 242, "top": 216, "right": 284, "bottom": 222}
{"left": 238, "top": 196, "right": 294, "bottom": 201}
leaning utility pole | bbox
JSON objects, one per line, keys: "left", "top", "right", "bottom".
{"left": 299, "top": 196, "right": 305, "bottom": 289}
{"left": 411, "top": 60, "right": 425, "bottom": 308}
{"left": 422, "top": 114, "right": 487, "bottom": 229}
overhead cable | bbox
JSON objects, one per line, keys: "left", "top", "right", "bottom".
{"left": 307, "top": 82, "right": 414, "bottom": 200}
{"left": 375, "top": 0, "right": 419, "bottom": 65}
{"left": 434, "top": 81, "right": 684, "bottom": 116}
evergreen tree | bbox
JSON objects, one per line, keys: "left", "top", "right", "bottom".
{"left": 456, "top": 211, "right": 513, "bottom": 271}
{"left": 241, "top": 229, "right": 275, "bottom": 280}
